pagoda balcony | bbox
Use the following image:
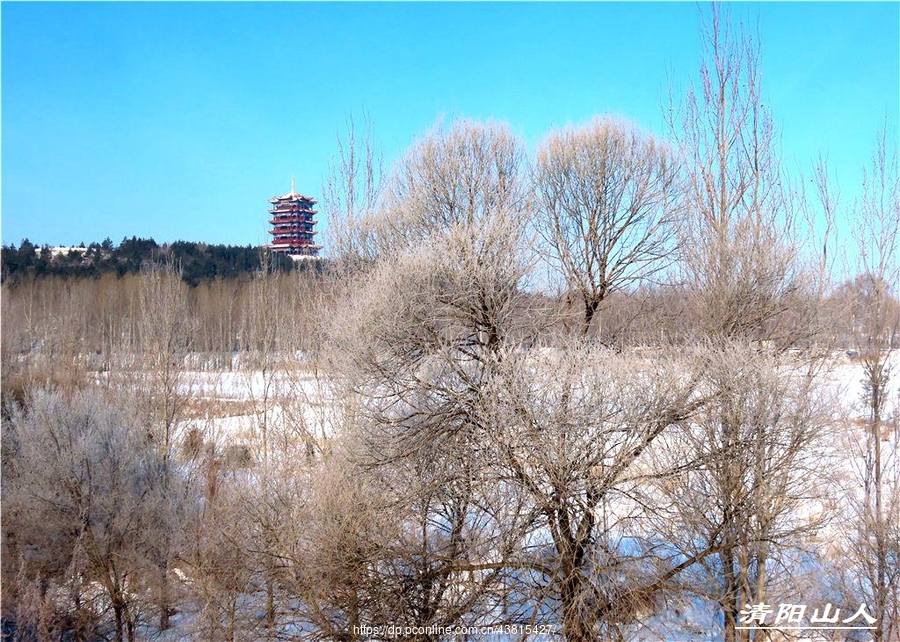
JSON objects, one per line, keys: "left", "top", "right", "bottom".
{"left": 270, "top": 223, "right": 316, "bottom": 229}
{"left": 269, "top": 241, "right": 323, "bottom": 249}
{"left": 273, "top": 235, "right": 318, "bottom": 242}
{"left": 268, "top": 207, "right": 319, "bottom": 215}
{"left": 268, "top": 215, "right": 315, "bottom": 224}
{"left": 268, "top": 209, "right": 319, "bottom": 216}
{"left": 270, "top": 228, "right": 318, "bottom": 235}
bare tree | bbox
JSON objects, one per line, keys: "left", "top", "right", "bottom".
{"left": 642, "top": 345, "right": 837, "bottom": 641}
{"left": 181, "top": 466, "right": 256, "bottom": 641}
{"left": 842, "top": 129, "right": 900, "bottom": 642}
{"left": 669, "top": 5, "right": 807, "bottom": 346}
{"left": 286, "top": 449, "right": 397, "bottom": 639}
{"left": 237, "top": 256, "right": 291, "bottom": 636}
{"left": 321, "top": 113, "right": 385, "bottom": 271}
{"left": 664, "top": 7, "right": 836, "bottom": 641}
{"left": 535, "top": 116, "right": 679, "bottom": 339}
{"left": 139, "top": 260, "right": 193, "bottom": 457}
{"left": 137, "top": 260, "right": 194, "bottom": 631}
{"left": 330, "top": 233, "right": 723, "bottom": 641}
{"left": 328, "top": 118, "right": 530, "bottom": 268}
{"left": 2, "top": 388, "right": 175, "bottom": 642}
{"left": 482, "top": 346, "right": 712, "bottom": 641}
{"left": 322, "top": 120, "right": 536, "bottom": 634}
{"left": 323, "top": 118, "right": 731, "bottom": 641}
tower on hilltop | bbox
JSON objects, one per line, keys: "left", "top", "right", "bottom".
{"left": 265, "top": 180, "right": 322, "bottom": 257}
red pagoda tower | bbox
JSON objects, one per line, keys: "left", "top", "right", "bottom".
{"left": 266, "top": 180, "right": 322, "bottom": 257}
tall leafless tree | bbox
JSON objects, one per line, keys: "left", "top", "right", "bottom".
{"left": 669, "top": 5, "right": 807, "bottom": 346}
{"left": 642, "top": 345, "right": 837, "bottom": 641}
{"left": 321, "top": 113, "right": 385, "bottom": 271}
{"left": 843, "top": 130, "right": 900, "bottom": 642}
{"left": 137, "top": 261, "right": 194, "bottom": 631}
{"left": 665, "top": 6, "right": 834, "bottom": 640}
{"left": 324, "top": 118, "right": 724, "bottom": 641}
{"left": 535, "top": 116, "right": 680, "bottom": 339}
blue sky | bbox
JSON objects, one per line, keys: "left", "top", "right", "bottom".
{"left": 2, "top": 2, "right": 898, "bottom": 253}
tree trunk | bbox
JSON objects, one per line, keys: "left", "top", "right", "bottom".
{"left": 872, "top": 373, "right": 885, "bottom": 642}
{"left": 721, "top": 547, "right": 737, "bottom": 642}
{"left": 113, "top": 601, "right": 125, "bottom": 642}
{"left": 561, "top": 570, "right": 594, "bottom": 642}
{"left": 583, "top": 296, "right": 600, "bottom": 338}
{"left": 266, "top": 576, "right": 275, "bottom": 632}
{"left": 159, "top": 560, "right": 170, "bottom": 631}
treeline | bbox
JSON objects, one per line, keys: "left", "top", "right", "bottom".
{"left": 0, "top": 237, "right": 318, "bottom": 286}
{"left": 1, "top": 269, "right": 893, "bottom": 370}
{"left": 1, "top": 270, "right": 329, "bottom": 370}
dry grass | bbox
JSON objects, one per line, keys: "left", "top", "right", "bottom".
{"left": 179, "top": 396, "right": 260, "bottom": 421}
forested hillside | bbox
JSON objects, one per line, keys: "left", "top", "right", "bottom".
{"left": 0, "top": 237, "right": 318, "bottom": 286}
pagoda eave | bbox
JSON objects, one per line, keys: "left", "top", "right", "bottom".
{"left": 269, "top": 208, "right": 319, "bottom": 215}
{"left": 266, "top": 245, "right": 322, "bottom": 251}
{"left": 268, "top": 213, "right": 317, "bottom": 221}
{"left": 269, "top": 197, "right": 318, "bottom": 205}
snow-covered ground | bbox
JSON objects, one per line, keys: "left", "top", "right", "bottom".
{"left": 90, "top": 352, "right": 900, "bottom": 640}
{"left": 169, "top": 368, "right": 341, "bottom": 454}
{"left": 829, "top": 350, "right": 900, "bottom": 420}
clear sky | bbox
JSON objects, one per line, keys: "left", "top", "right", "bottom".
{"left": 2, "top": 2, "right": 898, "bottom": 254}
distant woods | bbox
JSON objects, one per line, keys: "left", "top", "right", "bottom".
{"left": 1, "top": 269, "right": 330, "bottom": 364}
{"left": 1, "top": 237, "right": 318, "bottom": 286}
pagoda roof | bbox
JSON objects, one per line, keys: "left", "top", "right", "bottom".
{"left": 269, "top": 192, "right": 317, "bottom": 204}
{"left": 269, "top": 178, "right": 317, "bottom": 204}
